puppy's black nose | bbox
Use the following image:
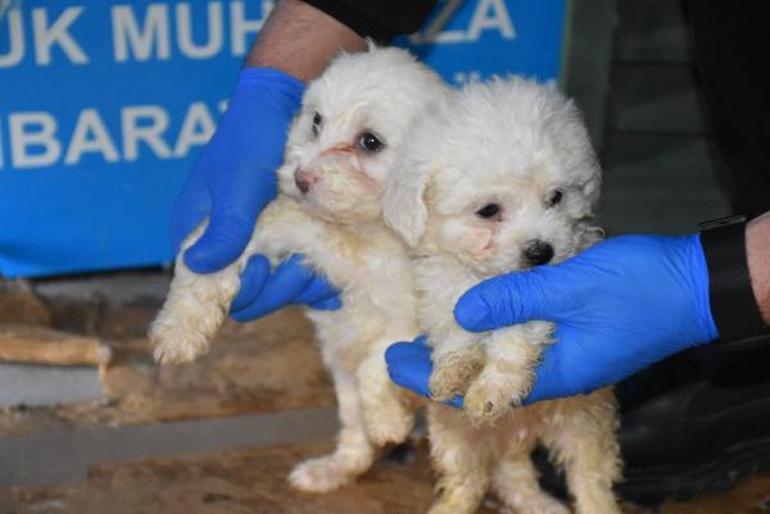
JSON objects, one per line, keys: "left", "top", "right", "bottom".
{"left": 523, "top": 240, "right": 554, "bottom": 265}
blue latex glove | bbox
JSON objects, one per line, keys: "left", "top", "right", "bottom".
{"left": 386, "top": 336, "right": 464, "bottom": 408}
{"left": 171, "top": 67, "right": 340, "bottom": 320}
{"left": 386, "top": 234, "right": 719, "bottom": 405}
{"left": 229, "top": 254, "right": 341, "bottom": 321}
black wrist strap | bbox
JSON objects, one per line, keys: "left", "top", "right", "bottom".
{"left": 302, "top": 0, "right": 437, "bottom": 44}
{"left": 699, "top": 215, "right": 769, "bottom": 341}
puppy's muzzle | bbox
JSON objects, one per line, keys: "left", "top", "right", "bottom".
{"left": 523, "top": 240, "right": 554, "bottom": 265}
{"left": 294, "top": 169, "right": 317, "bottom": 194}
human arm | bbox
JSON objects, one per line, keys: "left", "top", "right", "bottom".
{"left": 746, "top": 212, "right": 770, "bottom": 324}
{"left": 245, "top": 0, "right": 368, "bottom": 81}
{"left": 387, "top": 215, "right": 770, "bottom": 404}
{"left": 171, "top": 0, "right": 368, "bottom": 318}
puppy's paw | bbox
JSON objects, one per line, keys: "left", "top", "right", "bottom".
{"left": 464, "top": 378, "right": 511, "bottom": 424}
{"left": 429, "top": 351, "right": 484, "bottom": 401}
{"left": 288, "top": 455, "right": 356, "bottom": 493}
{"left": 464, "top": 364, "right": 533, "bottom": 424}
{"left": 149, "top": 322, "right": 210, "bottom": 365}
{"left": 429, "top": 364, "right": 471, "bottom": 401}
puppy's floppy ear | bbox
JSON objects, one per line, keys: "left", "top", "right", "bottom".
{"left": 383, "top": 159, "right": 431, "bottom": 248}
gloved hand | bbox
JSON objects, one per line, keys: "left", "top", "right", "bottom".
{"left": 386, "top": 234, "right": 719, "bottom": 405}
{"left": 386, "top": 336, "right": 464, "bottom": 408}
{"left": 229, "top": 254, "right": 341, "bottom": 321}
{"left": 171, "top": 67, "right": 341, "bottom": 320}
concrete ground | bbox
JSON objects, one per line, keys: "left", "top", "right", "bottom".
{"left": 1, "top": 278, "right": 770, "bottom": 513}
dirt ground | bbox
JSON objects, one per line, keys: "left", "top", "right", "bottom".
{"left": 2, "top": 441, "right": 770, "bottom": 514}
{"left": 2, "top": 279, "right": 770, "bottom": 513}
{"left": 0, "top": 299, "right": 335, "bottom": 437}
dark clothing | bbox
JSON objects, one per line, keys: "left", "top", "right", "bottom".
{"left": 303, "top": 0, "right": 437, "bottom": 43}
{"left": 685, "top": 0, "right": 770, "bottom": 218}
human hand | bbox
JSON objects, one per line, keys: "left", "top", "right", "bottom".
{"left": 229, "top": 254, "right": 341, "bottom": 321}
{"left": 386, "top": 336, "right": 464, "bottom": 408}
{"left": 170, "top": 68, "right": 340, "bottom": 319}
{"left": 386, "top": 235, "right": 719, "bottom": 405}
{"left": 171, "top": 67, "right": 304, "bottom": 271}
{"left": 455, "top": 234, "right": 719, "bottom": 402}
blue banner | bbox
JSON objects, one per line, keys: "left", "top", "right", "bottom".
{"left": 0, "top": 0, "right": 566, "bottom": 278}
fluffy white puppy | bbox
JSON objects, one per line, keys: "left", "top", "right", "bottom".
{"left": 150, "top": 47, "right": 445, "bottom": 492}
{"left": 385, "top": 78, "right": 621, "bottom": 514}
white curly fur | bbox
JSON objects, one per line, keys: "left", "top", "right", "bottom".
{"left": 384, "top": 77, "right": 622, "bottom": 514}
{"left": 150, "top": 47, "right": 447, "bottom": 492}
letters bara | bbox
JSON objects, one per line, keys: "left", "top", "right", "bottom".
{"left": 0, "top": 102, "right": 224, "bottom": 169}
{"left": 0, "top": 0, "right": 516, "bottom": 170}
{"left": 0, "top": 0, "right": 515, "bottom": 67}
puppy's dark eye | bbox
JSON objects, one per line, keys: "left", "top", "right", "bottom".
{"left": 476, "top": 203, "right": 501, "bottom": 219}
{"left": 359, "top": 132, "right": 384, "bottom": 153}
{"left": 547, "top": 189, "right": 564, "bottom": 207}
{"left": 311, "top": 112, "right": 322, "bottom": 137}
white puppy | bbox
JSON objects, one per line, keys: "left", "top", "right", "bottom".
{"left": 385, "top": 78, "right": 621, "bottom": 514}
{"left": 150, "top": 47, "right": 446, "bottom": 492}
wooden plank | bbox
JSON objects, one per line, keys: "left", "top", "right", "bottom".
{"left": 0, "top": 326, "right": 110, "bottom": 367}
{"left": 615, "top": 0, "right": 691, "bottom": 64}
{"left": 609, "top": 64, "right": 707, "bottom": 133}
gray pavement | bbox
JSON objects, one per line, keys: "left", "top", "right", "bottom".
{"left": 0, "top": 407, "right": 338, "bottom": 487}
